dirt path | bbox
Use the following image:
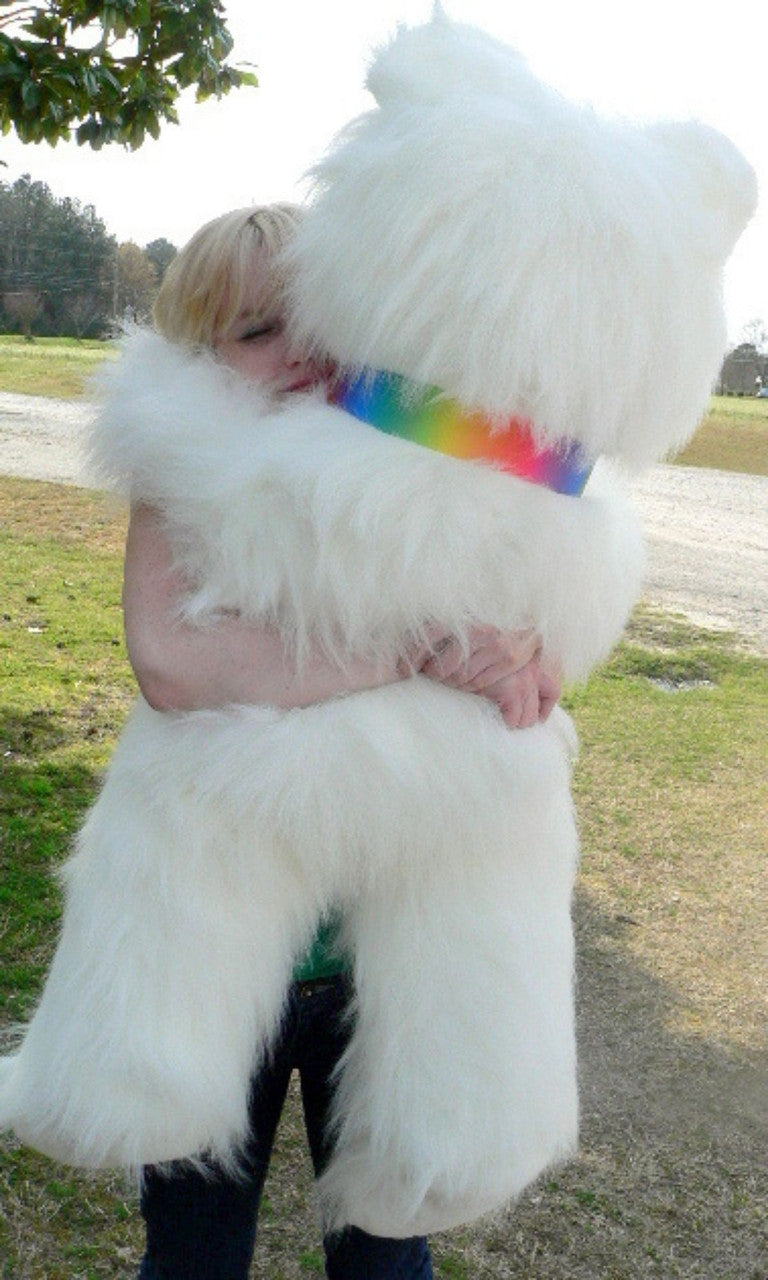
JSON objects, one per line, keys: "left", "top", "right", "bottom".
{"left": 628, "top": 463, "right": 768, "bottom": 651}
{"left": 0, "top": 390, "right": 95, "bottom": 487}
{"left": 2, "top": 391, "right": 767, "bottom": 651}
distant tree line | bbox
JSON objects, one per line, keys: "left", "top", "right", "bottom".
{"left": 718, "top": 343, "right": 768, "bottom": 396}
{"left": 0, "top": 174, "right": 176, "bottom": 337}
{"left": 2, "top": 174, "right": 766, "bottom": 378}
{"left": 718, "top": 321, "right": 768, "bottom": 396}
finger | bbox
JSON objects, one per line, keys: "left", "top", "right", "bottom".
{"left": 538, "top": 677, "right": 562, "bottom": 720}
{"left": 482, "top": 671, "right": 537, "bottom": 729}
{"left": 538, "top": 691, "right": 558, "bottom": 721}
{"left": 449, "top": 632, "right": 540, "bottom": 689}
{"left": 502, "top": 685, "right": 539, "bottom": 728}
{"left": 461, "top": 655, "right": 534, "bottom": 692}
{"left": 537, "top": 659, "right": 563, "bottom": 720}
{"left": 419, "top": 637, "right": 467, "bottom": 682}
{"left": 468, "top": 627, "right": 540, "bottom": 676}
{"left": 457, "top": 640, "right": 529, "bottom": 686}
{"left": 500, "top": 692, "right": 539, "bottom": 730}
{"left": 520, "top": 681, "right": 542, "bottom": 727}
{"left": 430, "top": 647, "right": 514, "bottom": 688}
{"left": 400, "top": 627, "right": 453, "bottom": 674}
{"left": 505, "top": 627, "right": 541, "bottom": 668}
{"left": 422, "top": 627, "right": 542, "bottom": 686}
{"left": 516, "top": 672, "right": 543, "bottom": 727}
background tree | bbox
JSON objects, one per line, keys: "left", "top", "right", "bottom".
{"left": 0, "top": 173, "right": 116, "bottom": 335}
{"left": 0, "top": 1, "right": 257, "bottom": 149}
{"left": 2, "top": 287, "right": 43, "bottom": 339}
{"left": 63, "top": 287, "right": 108, "bottom": 339}
{"left": 740, "top": 318, "right": 768, "bottom": 355}
{"left": 144, "top": 236, "right": 177, "bottom": 285}
{"left": 718, "top": 341, "right": 768, "bottom": 395}
{"left": 117, "top": 240, "right": 157, "bottom": 320}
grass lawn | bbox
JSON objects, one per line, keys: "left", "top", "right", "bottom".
{"left": 672, "top": 394, "right": 768, "bottom": 475}
{"left": 1, "top": 475, "right": 766, "bottom": 1278}
{"left": 0, "top": 335, "right": 117, "bottom": 400}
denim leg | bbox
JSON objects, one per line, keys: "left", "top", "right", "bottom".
{"left": 324, "top": 1229, "right": 434, "bottom": 1280}
{"left": 139, "top": 1162, "right": 271, "bottom": 1280}
{"left": 138, "top": 999, "right": 297, "bottom": 1280}
{"left": 295, "top": 977, "right": 433, "bottom": 1280}
{"left": 295, "top": 977, "right": 354, "bottom": 1177}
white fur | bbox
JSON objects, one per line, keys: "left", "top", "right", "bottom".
{"left": 287, "top": 13, "right": 757, "bottom": 468}
{"left": 0, "top": 9, "right": 755, "bottom": 1240}
{"left": 0, "top": 335, "right": 635, "bottom": 1233}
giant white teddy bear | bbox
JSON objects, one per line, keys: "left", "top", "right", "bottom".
{"left": 0, "top": 10, "right": 756, "bottom": 1238}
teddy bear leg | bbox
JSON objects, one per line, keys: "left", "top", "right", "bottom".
{"left": 317, "top": 773, "right": 579, "bottom": 1238}
{"left": 0, "top": 763, "right": 317, "bottom": 1171}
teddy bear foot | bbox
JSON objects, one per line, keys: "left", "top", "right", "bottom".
{"left": 316, "top": 1133, "right": 569, "bottom": 1239}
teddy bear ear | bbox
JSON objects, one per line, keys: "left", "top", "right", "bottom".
{"left": 646, "top": 119, "right": 758, "bottom": 256}
{"left": 365, "top": 4, "right": 529, "bottom": 108}
{"left": 365, "top": 5, "right": 455, "bottom": 107}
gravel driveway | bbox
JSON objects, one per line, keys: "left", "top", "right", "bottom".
{"left": 2, "top": 391, "right": 766, "bottom": 652}
{"left": 0, "top": 391, "right": 96, "bottom": 487}
{"left": 628, "top": 464, "right": 767, "bottom": 651}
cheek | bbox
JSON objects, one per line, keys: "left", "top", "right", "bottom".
{"left": 241, "top": 348, "right": 273, "bottom": 377}
{"left": 227, "top": 345, "right": 274, "bottom": 381}
{"left": 215, "top": 336, "right": 286, "bottom": 384}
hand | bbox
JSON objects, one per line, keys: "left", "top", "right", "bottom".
{"left": 411, "top": 625, "right": 562, "bottom": 729}
{"left": 536, "top": 654, "right": 563, "bottom": 723}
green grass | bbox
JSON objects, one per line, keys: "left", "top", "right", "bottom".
{"left": 707, "top": 394, "right": 768, "bottom": 418}
{"left": 0, "top": 479, "right": 133, "bottom": 1026}
{"left": 672, "top": 394, "right": 768, "bottom": 475}
{"left": 1, "top": 475, "right": 766, "bottom": 1278}
{"left": 0, "top": 335, "right": 116, "bottom": 399}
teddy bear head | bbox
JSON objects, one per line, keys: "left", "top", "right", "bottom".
{"left": 288, "top": 9, "right": 757, "bottom": 470}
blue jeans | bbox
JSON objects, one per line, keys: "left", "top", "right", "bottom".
{"left": 138, "top": 975, "right": 433, "bottom": 1279}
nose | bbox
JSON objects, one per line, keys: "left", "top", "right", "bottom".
{"left": 281, "top": 318, "right": 309, "bottom": 363}
{"left": 285, "top": 339, "right": 312, "bottom": 369}
{"left": 283, "top": 336, "right": 320, "bottom": 388}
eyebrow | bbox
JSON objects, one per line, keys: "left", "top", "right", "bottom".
{"left": 237, "top": 306, "right": 279, "bottom": 324}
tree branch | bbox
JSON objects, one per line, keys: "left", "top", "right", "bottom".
{"left": 0, "top": 6, "right": 43, "bottom": 31}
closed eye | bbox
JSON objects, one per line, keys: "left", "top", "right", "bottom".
{"left": 240, "top": 319, "right": 282, "bottom": 342}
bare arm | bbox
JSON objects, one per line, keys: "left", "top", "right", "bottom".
{"left": 123, "top": 505, "right": 403, "bottom": 711}
{"left": 123, "top": 505, "right": 561, "bottom": 724}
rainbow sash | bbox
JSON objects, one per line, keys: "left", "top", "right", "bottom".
{"left": 331, "top": 370, "right": 593, "bottom": 496}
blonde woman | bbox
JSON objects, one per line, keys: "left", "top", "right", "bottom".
{"left": 123, "top": 205, "right": 558, "bottom": 1278}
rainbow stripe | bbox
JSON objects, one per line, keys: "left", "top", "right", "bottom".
{"left": 331, "top": 370, "right": 593, "bottom": 496}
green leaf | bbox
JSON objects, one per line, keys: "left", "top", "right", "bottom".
{"left": 21, "top": 78, "right": 41, "bottom": 109}
{"left": 0, "top": 0, "right": 257, "bottom": 149}
{"left": 26, "top": 14, "right": 67, "bottom": 42}
{"left": 75, "top": 117, "right": 101, "bottom": 146}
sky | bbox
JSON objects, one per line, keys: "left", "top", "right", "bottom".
{"left": 2, "top": 0, "right": 765, "bottom": 344}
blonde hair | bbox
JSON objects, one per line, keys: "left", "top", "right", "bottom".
{"left": 153, "top": 204, "right": 303, "bottom": 348}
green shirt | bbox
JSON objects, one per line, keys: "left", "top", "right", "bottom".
{"left": 292, "top": 910, "right": 349, "bottom": 983}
